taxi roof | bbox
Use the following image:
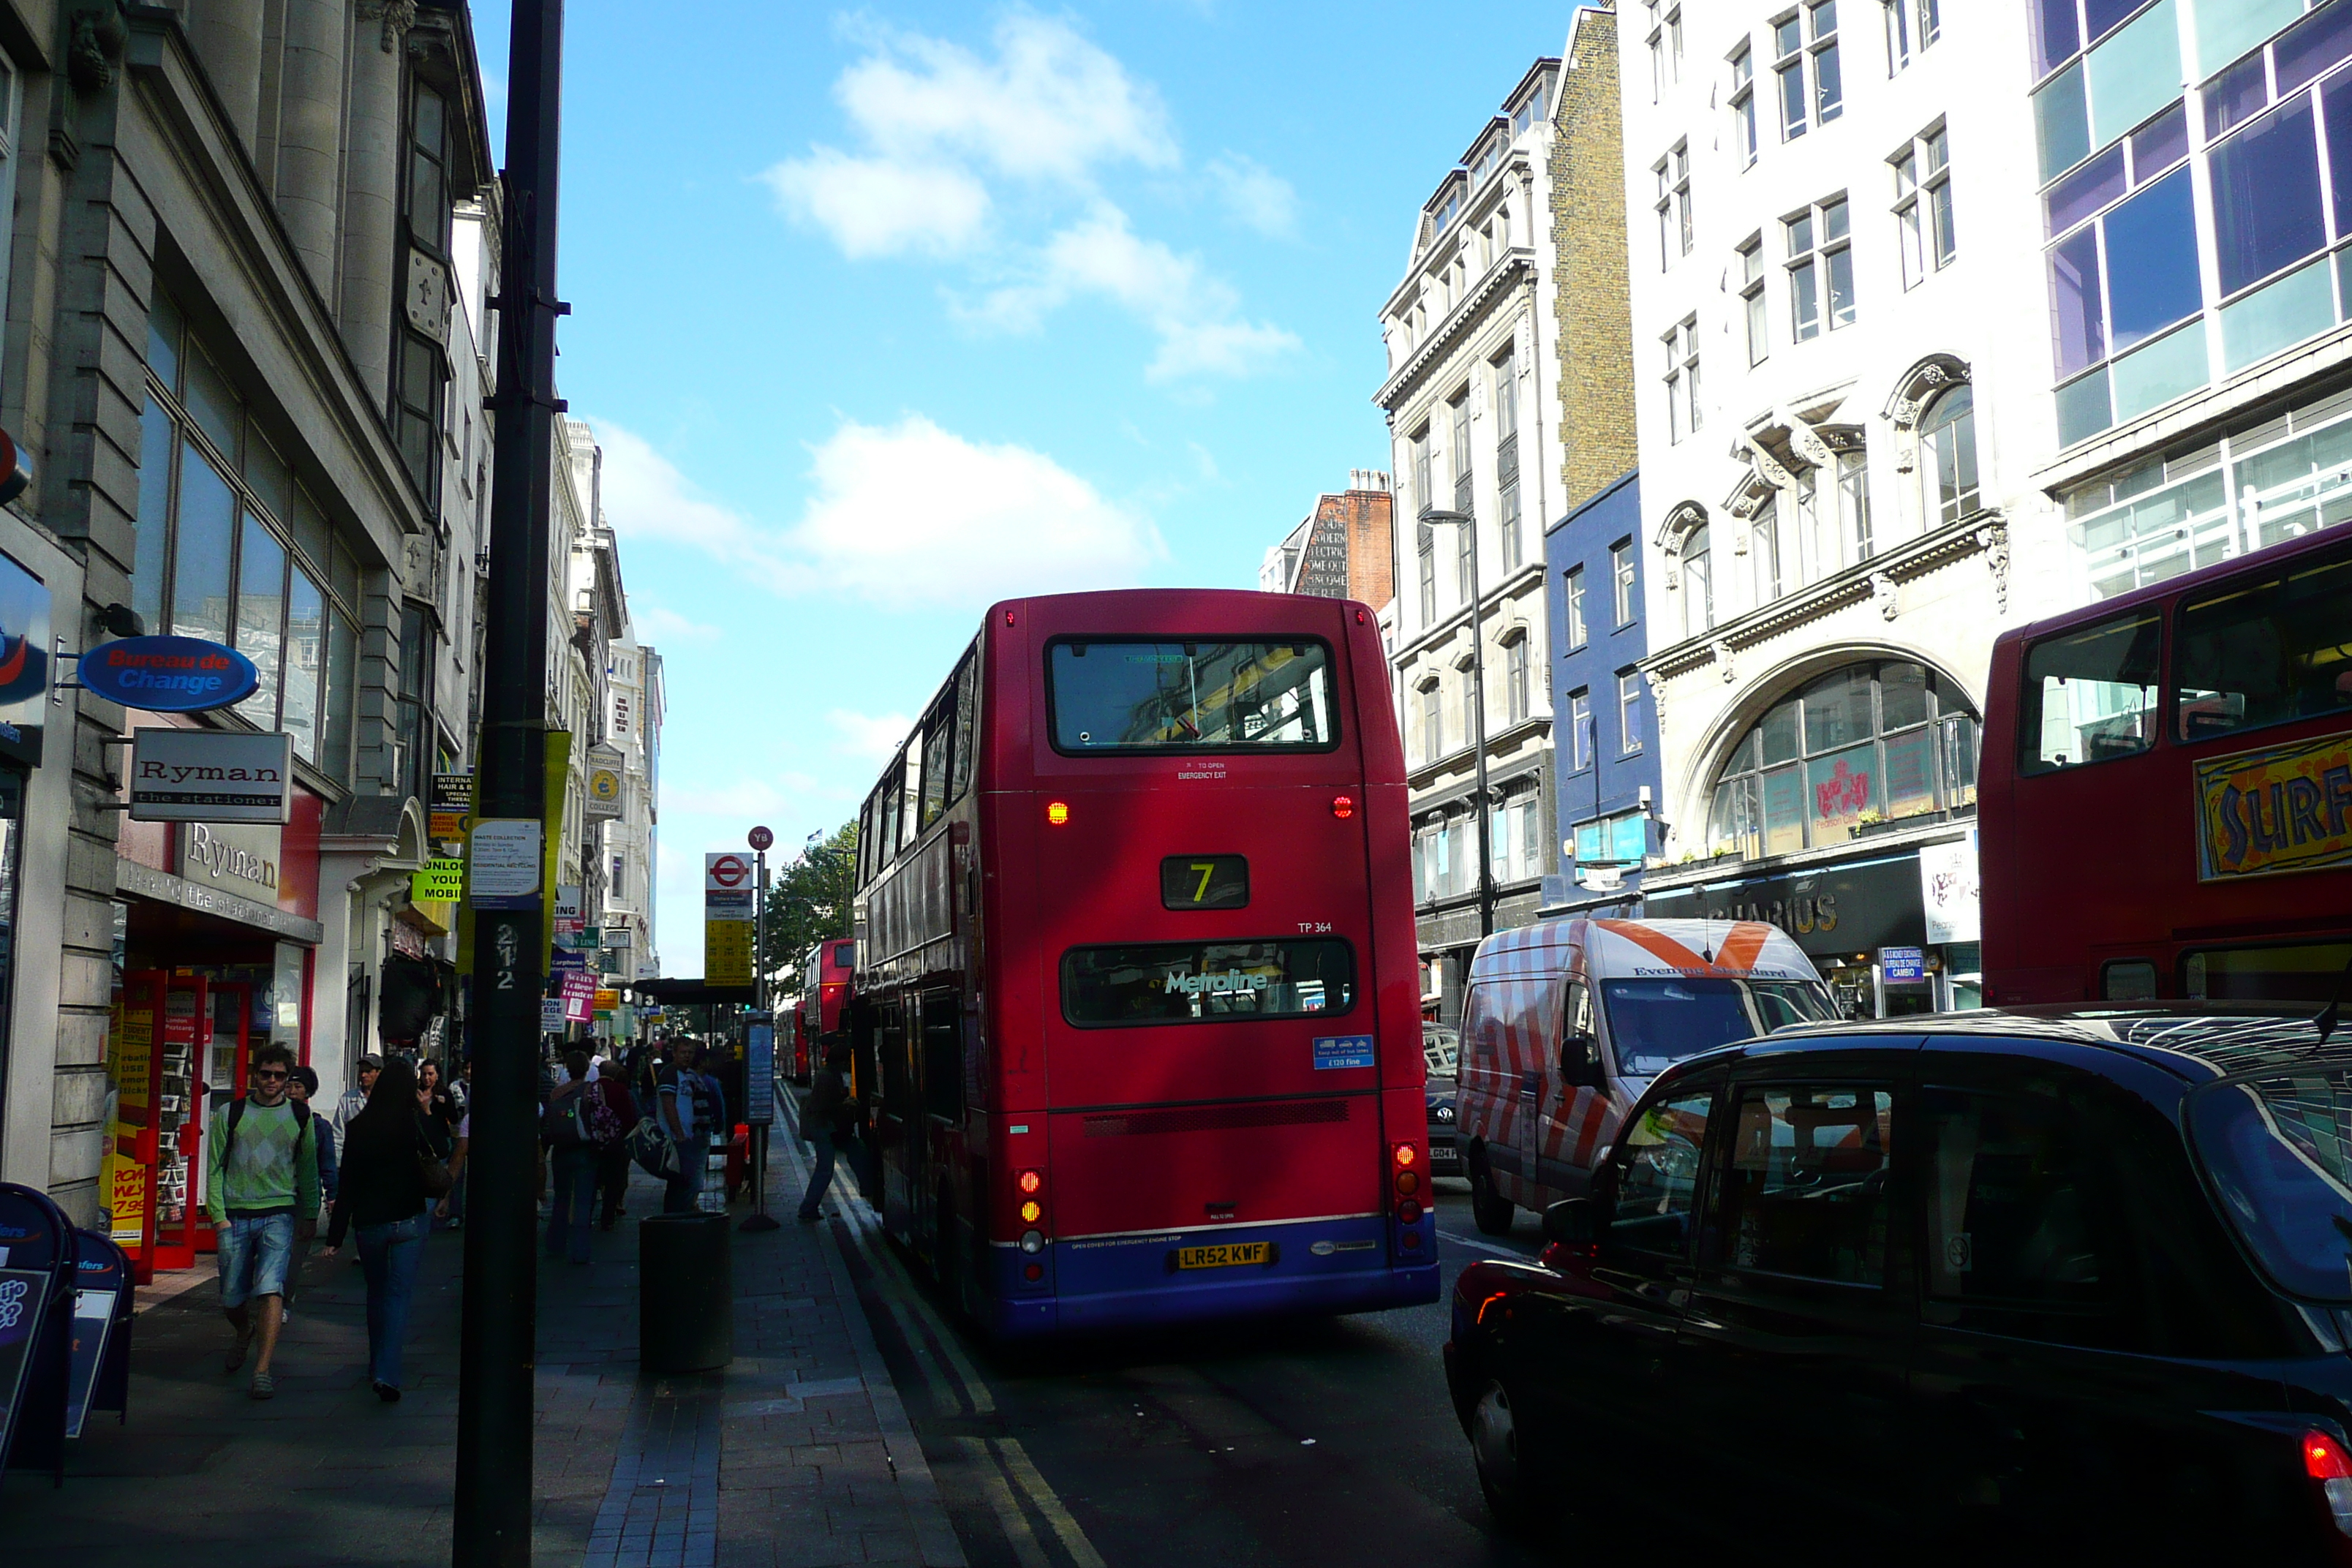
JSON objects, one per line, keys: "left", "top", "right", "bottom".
{"left": 1749, "top": 1003, "right": 2347, "bottom": 1082}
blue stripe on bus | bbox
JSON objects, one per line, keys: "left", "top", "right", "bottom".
{"left": 977, "top": 1214, "right": 1439, "bottom": 1337}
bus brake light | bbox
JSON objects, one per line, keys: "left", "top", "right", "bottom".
{"left": 1017, "top": 1169, "right": 1043, "bottom": 1195}
{"left": 1331, "top": 794, "right": 1355, "bottom": 819}
{"left": 1047, "top": 801, "right": 1070, "bottom": 826}
{"left": 1394, "top": 1143, "right": 1417, "bottom": 1168}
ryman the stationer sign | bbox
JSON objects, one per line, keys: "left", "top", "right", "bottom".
{"left": 128, "top": 729, "right": 293, "bottom": 824}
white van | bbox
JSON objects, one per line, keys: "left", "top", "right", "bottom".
{"left": 1455, "top": 916, "right": 1836, "bottom": 1235}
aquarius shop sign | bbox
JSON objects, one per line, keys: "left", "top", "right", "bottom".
{"left": 2195, "top": 728, "right": 2352, "bottom": 882}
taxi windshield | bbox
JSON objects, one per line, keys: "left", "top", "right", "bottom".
{"left": 2189, "top": 1068, "right": 2352, "bottom": 1301}
{"left": 1599, "top": 977, "right": 1836, "bottom": 1077}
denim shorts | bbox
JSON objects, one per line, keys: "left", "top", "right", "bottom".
{"left": 216, "top": 1213, "right": 298, "bottom": 1308}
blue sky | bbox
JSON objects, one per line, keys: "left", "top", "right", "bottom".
{"left": 470, "top": 3, "right": 1583, "bottom": 972}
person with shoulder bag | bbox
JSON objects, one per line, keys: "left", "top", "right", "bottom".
{"left": 543, "top": 1049, "right": 601, "bottom": 1262}
{"left": 323, "top": 1056, "right": 437, "bottom": 1402}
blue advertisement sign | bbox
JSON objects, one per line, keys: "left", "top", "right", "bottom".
{"left": 0, "top": 549, "right": 50, "bottom": 766}
{"left": 1312, "top": 1035, "right": 1376, "bottom": 1071}
{"left": 1881, "top": 946, "right": 1928, "bottom": 983}
{"left": 78, "top": 635, "right": 259, "bottom": 712}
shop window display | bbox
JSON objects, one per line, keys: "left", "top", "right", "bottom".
{"left": 1708, "top": 660, "right": 1980, "bottom": 857}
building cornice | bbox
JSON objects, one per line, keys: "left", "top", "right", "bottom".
{"left": 1392, "top": 560, "right": 1549, "bottom": 664}
{"left": 1377, "top": 253, "right": 1537, "bottom": 412}
{"left": 1640, "top": 510, "right": 2008, "bottom": 684}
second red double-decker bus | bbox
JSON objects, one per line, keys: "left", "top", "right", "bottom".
{"left": 794, "top": 938, "right": 855, "bottom": 1080}
{"left": 1979, "top": 523, "right": 2352, "bottom": 1003}
{"left": 845, "top": 588, "right": 1435, "bottom": 1337}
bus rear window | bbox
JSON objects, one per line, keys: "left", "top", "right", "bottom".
{"left": 1061, "top": 940, "right": 1354, "bottom": 1026}
{"left": 1048, "top": 640, "right": 1335, "bottom": 752}
{"left": 2189, "top": 1071, "right": 2352, "bottom": 1302}
{"left": 2019, "top": 609, "right": 2161, "bottom": 774}
{"left": 831, "top": 941, "right": 854, "bottom": 969}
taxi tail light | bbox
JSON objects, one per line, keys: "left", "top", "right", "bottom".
{"left": 2305, "top": 1431, "right": 2352, "bottom": 1537}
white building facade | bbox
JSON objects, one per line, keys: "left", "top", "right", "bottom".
{"left": 1378, "top": 60, "right": 1567, "bottom": 1025}
{"left": 604, "top": 632, "right": 665, "bottom": 983}
{"left": 1619, "top": 0, "right": 2078, "bottom": 1016}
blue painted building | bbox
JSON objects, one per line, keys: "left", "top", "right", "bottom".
{"left": 1540, "top": 470, "right": 1662, "bottom": 916}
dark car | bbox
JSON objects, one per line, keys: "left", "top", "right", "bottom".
{"left": 1424, "top": 1025, "right": 1461, "bottom": 1180}
{"left": 1442, "top": 1005, "right": 2352, "bottom": 1561}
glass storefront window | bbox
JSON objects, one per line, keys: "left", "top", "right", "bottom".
{"left": 1708, "top": 660, "right": 1980, "bottom": 858}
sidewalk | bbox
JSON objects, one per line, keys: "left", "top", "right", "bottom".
{"left": 5, "top": 1138, "right": 964, "bottom": 1568}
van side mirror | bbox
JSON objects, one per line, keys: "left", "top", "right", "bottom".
{"left": 1559, "top": 1030, "right": 1605, "bottom": 1089}
{"left": 1542, "top": 1196, "right": 1606, "bottom": 1248}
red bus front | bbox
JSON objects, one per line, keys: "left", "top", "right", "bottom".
{"left": 1980, "top": 525, "right": 2352, "bottom": 1003}
{"left": 852, "top": 589, "right": 1436, "bottom": 1338}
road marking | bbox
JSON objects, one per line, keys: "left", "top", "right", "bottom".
{"left": 777, "top": 1084, "right": 1106, "bottom": 1568}
{"left": 1438, "top": 1229, "right": 1539, "bottom": 1260}
{"left": 998, "top": 1434, "right": 1110, "bottom": 1568}
{"left": 952, "top": 1436, "right": 1054, "bottom": 1568}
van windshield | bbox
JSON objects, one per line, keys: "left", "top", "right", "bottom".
{"left": 1599, "top": 977, "right": 1836, "bottom": 1077}
{"left": 2188, "top": 1070, "right": 2352, "bottom": 1302}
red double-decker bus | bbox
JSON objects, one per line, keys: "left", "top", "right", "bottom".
{"left": 794, "top": 938, "right": 855, "bottom": 1080}
{"left": 1980, "top": 524, "right": 2352, "bottom": 1004}
{"left": 845, "top": 588, "right": 1435, "bottom": 1337}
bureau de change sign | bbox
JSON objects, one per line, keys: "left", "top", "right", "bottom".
{"left": 127, "top": 728, "right": 293, "bottom": 824}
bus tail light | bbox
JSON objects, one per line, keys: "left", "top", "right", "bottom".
{"left": 1393, "top": 1142, "right": 1425, "bottom": 1219}
{"left": 1046, "top": 801, "right": 1070, "bottom": 826}
{"left": 1331, "top": 794, "right": 1355, "bottom": 819}
{"left": 1398, "top": 1198, "right": 1423, "bottom": 1224}
{"left": 1017, "top": 1169, "right": 1042, "bottom": 1194}
{"left": 1016, "top": 1168, "right": 1047, "bottom": 1229}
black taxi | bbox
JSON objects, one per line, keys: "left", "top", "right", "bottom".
{"left": 1443, "top": 1005, "right": 2352, "bottom": 1560}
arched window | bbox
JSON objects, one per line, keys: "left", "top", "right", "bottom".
{"left": 1707, "top": 660, "right": 1979, "bottom": 857}
{"left": 1921, "top": 385, "right": 1979, "bottom": 527}
{"left": 1684, "top": 524, "right": 1714, "bottom": 638}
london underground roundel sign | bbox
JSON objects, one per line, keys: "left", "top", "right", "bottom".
{"left": 78, "top": 636, "right": 260, "bottom": 712}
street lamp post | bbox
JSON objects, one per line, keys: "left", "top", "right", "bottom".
{"left": 1420, "top": 509, "right": 1492, "bottom": 941}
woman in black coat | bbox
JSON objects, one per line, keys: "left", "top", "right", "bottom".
{"left": 323, "top": 1057, "right": 437, "bottom": 1401}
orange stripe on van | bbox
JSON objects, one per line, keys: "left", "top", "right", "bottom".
{"left": 1594, "top": 919, "right": 1776, "bottom": 977}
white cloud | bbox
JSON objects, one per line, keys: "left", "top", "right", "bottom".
{"left": 791, "top": 415, "right": 1162, "bottom": 605}
{"left": 968, "top": 204, "right": 1299, "bottom": 380}
{"left": 834, "top": 13, "right": 1176, "bottom": 184}
{"left": 761, "top": 15, "right": 1290, "bottom": 380}
{"left": 762, "top": 148, "right": 990, "bottom": 259}
{"left": 827, "top": 709, "right": 914, "bottom": 762}
{"left": 630, "top": 603, "right": 723, "bottom": 646}
{"left": 764, "top": 14, "right": 1172, "bottom": 260}
{"left": 1205, "top": 152, "right": 1297, "bottom": 238}
{"left": 591, "top": 421, "right": 794, "bottom": 592}
{"left": 585, "top": 414, "right": 1158, "bottom": 613}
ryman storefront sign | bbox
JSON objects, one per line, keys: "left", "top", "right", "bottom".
{"left": 178, "top": 821, "right": 280, "bottom": 897}
{"left": 127, "top": 729, "right": 293, "bottom": 824}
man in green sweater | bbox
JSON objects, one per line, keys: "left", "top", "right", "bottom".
{"left": 204, "top": 1041, "right": 320, "bottom": 1399}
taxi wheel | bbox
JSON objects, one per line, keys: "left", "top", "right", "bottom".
{"left": 1468, "top": 1150, "right": 1515, "bottom": 1237}
{"left": 1469, "top": 1379, "right": 1534, "bottom": 1530}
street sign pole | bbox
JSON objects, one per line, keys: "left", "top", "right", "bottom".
{"left": 742, "top": 830, "right": 779, "bottom": 1232}
{"left": 456, "top": 2, "right": 564, "bottom": 1562}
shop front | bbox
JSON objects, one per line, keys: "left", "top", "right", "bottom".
{"left": 102, "top": 786, "right": 324, "bottom": 1280}
{"left": 1641, "top": 828, "right": 1980, "bottom": 1018}
{"left": 0, "top": 529, "right": 72, "bottom": 1222}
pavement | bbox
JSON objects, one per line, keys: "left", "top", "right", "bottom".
{"left": 3, "top": 1134, "right": 965, "bottom": 1568}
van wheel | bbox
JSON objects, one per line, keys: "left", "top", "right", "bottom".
{"left": 1468, "top": 1149, "right": 1515, "bottom": 1237}
{"left": 1469, "top": 1379, "right": 1535, "bottom": 1530}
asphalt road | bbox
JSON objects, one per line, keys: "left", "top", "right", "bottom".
{"left": 827, "top": 1175, "right": 1564, "bottom": 1568}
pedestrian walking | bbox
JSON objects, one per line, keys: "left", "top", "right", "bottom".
{"left": 335, "top": 1054, "right": 381, "bottom": 1134}
{"left": 323, "top": 1056, "right": 438, "bottom": 1402}
{"left": 543, "top": 1049, "right": 603, "bottom": 1263}
{"left": 657, "top": 1039, "right": 705, "bottom": 1214}
{"left": 592, "top": 1062, "right": 636, "bottom": 1230}
{"left": 203, "top": 1041, "right": 320, "bottom": 1401}
{"left": 417, "top": 1064, "right": 458, "bottom": 1227}
{"left": 419, "top": 1058, "right": 459, "bottom": 1133}
{"left": 281, "top": 1065, "right": 336, "bottom": 1319}
{"left": 798, "top": 1044, "right": 859, "bottom": 1222}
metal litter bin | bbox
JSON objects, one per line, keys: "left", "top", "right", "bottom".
{"left": 638, "top": 1212, "right": 733, "bottom": 1373}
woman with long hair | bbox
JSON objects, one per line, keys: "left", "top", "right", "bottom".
{"left": 323, "top": 1056, "right": 437, "bottom": 1401}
